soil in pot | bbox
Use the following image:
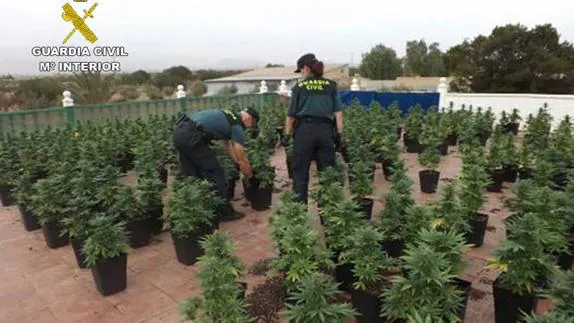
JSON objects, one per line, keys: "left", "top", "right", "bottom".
{"left": 382, "top": 158, "right": 395, "bottom": 181}
{"left": 502, "top": 164, "right": 518, "bottom": 183}
{"left": 453, "top": 277, "right": 472, "bottom": 321}
{"left": 126, "top": 218, "right": 151, "bottom": 248}
{"left": 91, "top": 253, "right": 127, "bottom": 296}
{"left": 0, "top": 184, "right": 16, "bottom": 206}
{"left": 419, "top": 170, "right": 440, "bottom": 194}
{"left": 447, "top": 133, "right": 458, "bottom": 146}
{"left": 17, "top": 204, "right": 41, "bottom": 231}
{"left": 355, "top": 197, "right": 374, "bottom": 220}
{"left": 465, "top": 213, "right": 489, "bottom": 248}
{"left": 380, "top": 239, "right": 405, "bottom": 258}
{"left": 149, "top": 207, "right": 164, "bottom": 235}
{"left": 42, "top": 221, "right": 69, "bottom": 249}
{"left": 486, "top": 169, "right": 504, "bottom": 193}
{"left": 493, "top": 275, "right": 536, "bottom": 323}
{"left": 171, "top": 224, "right": 215, "bottom": 265}
{"left": 71, "top": 237, "right": 88, "bottom": 269}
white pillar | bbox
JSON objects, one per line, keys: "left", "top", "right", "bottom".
{"left": 62, "top": 90, "right": 74, "bottom": 107}
{"left": 437, "top": 77, "right": 448, "bottom": 109}
{"left": 259, "top": 80, "right": 268, "bottom": 94}
{"left": 176, "top": 84, "right": 186, "bottom": 99}
{"left": 278, "top": 80, "right": 290, "bottom": 96}
{"left": 350, "top": 77, "right": 360, "bottom": 91}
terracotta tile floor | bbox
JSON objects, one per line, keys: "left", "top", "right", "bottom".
{"left": 0, "top": 145, "right": 556, "bottom": 322}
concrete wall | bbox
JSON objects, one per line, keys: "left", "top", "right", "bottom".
{"left": 440, "top": 91, "right": 574, "bottom": 129}
{"left": 205, "top": 80, "right": 298, "bottom": 96}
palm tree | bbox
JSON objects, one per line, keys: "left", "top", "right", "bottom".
{"left": 70, "top": 71, "right": 113, "bottom": 104}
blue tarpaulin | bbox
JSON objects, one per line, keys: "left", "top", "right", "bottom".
{"left": 339, "top": 91, "right": 440, "bottom": 114}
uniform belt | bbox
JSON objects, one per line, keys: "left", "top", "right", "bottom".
{"left": 298, "top": 116, "right": 333, "bottom": 124}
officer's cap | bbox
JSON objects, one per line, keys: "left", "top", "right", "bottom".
{"left": 244, "top": 106, "right": 260, "bottom": 123}
{"left": 294, "top": 53, "right": 316, "bottom": 73}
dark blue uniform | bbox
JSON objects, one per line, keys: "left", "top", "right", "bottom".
{"left": 172, "top": 108, "right": 244, "bottom": 220}
{"left": 288, "top": 76, "right": 343, "bottom": 204}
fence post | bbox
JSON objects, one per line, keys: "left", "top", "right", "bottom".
{"left": 62, "top": 90, "right": 75, "bottom": 125}
{"left": 176, "top": 84, "right": 188, "bottom": 113}
{"left": 350, "top": 77, "right": 360, "bottom": 91}
{"left": 437, "top": 77, "right": 448, "bottom": 109}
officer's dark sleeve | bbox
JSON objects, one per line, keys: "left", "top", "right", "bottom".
{"left": 333, "top": 84, "right": 343, "bottom": 113}
{"left": 230, "top": 125, "right": 245, "bottom": 146}
{"left": 287, "top": 85, "right": 299, "bottom": 117}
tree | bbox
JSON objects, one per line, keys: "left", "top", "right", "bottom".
{"left": 445, "top": 24, "right": 574, "bottom": 94}
{"left": 265, "top": 63, "right": 284, "bottom": 68}
{"left": 403, "top": 40, "right": 446, "bottom": 76}
{"left": 153, "top": 65, "right": 193, "bottom": 88}
{"left": 121, "top": 70, "right": 151, "bottom": 86}
{"left": 358, "top": 44, "right": 403, "bottom": 80}
{"left": 70, "top": 71, "right": 113, "bottom": 104}
{"left": 189, "top": 80, "right": 207, "bottom": 97}
{"left": 15, "top": 77, "right": 64, "bottom": 109}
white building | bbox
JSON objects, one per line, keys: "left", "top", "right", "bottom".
{"left": 204, "top": 64, "right": 350, "bottom": 96}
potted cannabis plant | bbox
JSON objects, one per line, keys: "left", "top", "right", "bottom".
{"left": 167, "top": 178, "right": 222, "bottom": 265}
{"left": 0, "top": 139, "right": 17, "bottom": 206}
{"left": 403, "top": 105, "right": 425, "bottom": 153}
{"left": 501, "top": 132, "right": 520, "bottom": 182}
{"left": 283, "top": 272, "right": 357, "bottom": 323}
{"left": 110, "top": 186, "right": 150, "bottom": 248}
{"left": 215, "top": 143, "right": 240, "bottom": 199}
{"left": 485, "top": 127, "right": 506, "bottom": 192}
{"left": 488, "top": 213, "right": 562, "bottom": 323}
{"left": 349, "top": 160, "right": 375, "bottom": 219}
{"left": 418, "top": 139, "right": 442, "bottom": 194}
{"left": 244, "top": 146, "right": 275, "bottom": 210}
{"left": 380, "top": 133, "right": 400, "bottom": 181}
{"left": 179, "top": 232, "right": 251, "bottom": 322}
{"left": 83, "top": 215, "right": 130, "bottom": 296}
{"left": 31, "top": 174, "right": 70, "bottom": 249}
{"left": 340, "top": 225, "right": 395, "bottom": 323}
{"left": 136, "top": 170, "right": 165, "bottom": 235}
{"left": 13, "top": 175, "right": 42, "bottom": 231}
{"left": 504, "top": 108, "right": 522, "bottom": 135}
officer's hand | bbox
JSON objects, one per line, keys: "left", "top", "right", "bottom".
{"left": 334, "top": 132, "right": 343, "bottom": 151}
{"left": 280, "top": 134, "right": 291, "bottom": 147}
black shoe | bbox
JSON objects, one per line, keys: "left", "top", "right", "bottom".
{"left": 219, "top": 210, "right": 245, "bottom": 222}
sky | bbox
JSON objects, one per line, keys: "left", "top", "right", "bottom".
{"left": 0, "top": 0, "right": 572, "bottom": 75}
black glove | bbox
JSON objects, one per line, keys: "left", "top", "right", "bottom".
{"left": 280, "top": 134, "right": 291, "bottom": 147}
{"left": 334, "top": 132, "right": 343, "bottom": 151}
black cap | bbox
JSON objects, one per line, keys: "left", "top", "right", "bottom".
{"left": 294, "top": 53, "right": 316, "bottom": 73}
{"left": 244, "top": 106, "right": 260, "bottom": 123}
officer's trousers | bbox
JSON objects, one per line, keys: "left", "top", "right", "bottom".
{"left": 172, "top": 120, "right": 230, "bottom": 219}
{"left": 292, "top": 118, "right": 336, "bottom": 204}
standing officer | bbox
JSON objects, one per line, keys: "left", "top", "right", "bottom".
{"left": 172, "top": 106, "right": 259, "bottom": 221}
{"left": 281, "top": 53, "right": 344, "bottom": 205}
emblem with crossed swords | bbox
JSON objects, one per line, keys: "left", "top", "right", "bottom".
{"left": 62, "top": 2, "right": 98, "bottom": 44}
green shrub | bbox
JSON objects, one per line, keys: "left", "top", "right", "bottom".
{"left": 83, "top": 216, "right": 130, "bottom": 267}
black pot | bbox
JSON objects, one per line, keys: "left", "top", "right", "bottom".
{"left": 17, "top": 204, "right": 41, "bottom": 231}
{"left": 286, "top": 155, "right": 293, "bottom": 179}
{"left": 242, "top": 179, "right": 253, "bottom": 202}
{"left": 396, "top": 127, "right": 402, "bottom": 141}
{"left": 552, "top": 172, "right": 568, "bottom": 190}
{"left": 556, "top": 251, "right": 574, "bottom": 271}
{"left": 331, "top": 251, "right": 355, "bottom": 292}
{"left": 227, "top": 179, "right": 237, "bottom": 200}
{"left": 356, "top": 197, "right": 373, "bottom": 220}
{"left": 351, "top": 288, "right": 384, "bottom": 323}
{"left": 71, "top": 237, "right": 88, "bottom": 269}
{"left": 149, "top": 206, "right": 164, "bottom": 235}
{"left": 118, "top": 153, "right": 135, "bottom": 173}
{"left": 247, "top": 176, "right": 273, "bottom": 211}
{"left": 503, "top": 123, "right": 519, "bottom": 135}
{"left": 91, "top": 254, "right": 127, "bottom": 296}
{"left": 404, "top": 136, "right": 422, "bottom": 153}
{"left": 382, "top": 158, "right": 395, "bottom": 181}
{"left": 518, "top": 167, "right": 532, "bottom": 180}
{"left": 419, "top": 170, "right": 440, "bottom": 194}
{"left": 126, "top": 218, "right": 151, "bottom": 248}
{"left": 453, "top": 277, "right": 472, "bottom": 321}
{"left": 171, "top": 224, "right": 214, "bottom": 266}
{"left": 466, "top": 213, "right": 489, "bottom": 248}
{"left": 237, "top": 281, "right": 248, "bottom": 300}
{"left": 157, "top": 166, "right": 168, "bottom": 185}
{"left": 0, "top": 184, "right": 16, "bottom": 206}
{"left": 493, "top": 275, "right": 536, "bottom": 323}
{"left": 502, "top": 165, "right": 518, "bottom": 183}
{"left": 42, "top": 221, "right": 69, "bottom": 249}
{"left": 477, "top": 132, "right": 490, "bottom": 146}
{"left": 381, "top": 239, "right": 405, "bottom": 258}
{"left": 486, "top": 168, "right": 504, "bottom": 193}
{"left": 440, "top": 142, "right": 448, "bottom": 156}
{"left": 447, "top": 133, "right": 458, "bottom": 146}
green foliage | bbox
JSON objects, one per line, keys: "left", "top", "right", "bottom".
{"left": 153, "top": 65, "right": 192, "bottom": 88}
{"left": 30, "top": 174, "right": 71, "bottom": 225}
{"left": 180, "top": 232, "right": 251, "bottom": 323}
{"left": 339, "top": 225, "right": 395, "bottom": 291}
{"left": 70, "top": 71, "right": 113, "bottom": 104}
{"left": 349, "top": 160, "right": 374, "bottom": 198}
{"left": 189, "top": 80, "right": 207, "bottom": 97}
{"left": 521, "top": 311, "right": 574, "bottom": 323}
{"left": 143, "top": 85, "right": 163, "bottom": 100}
{"left": 166, "top": 178, "right": 222, "bottom": 238}
{"left": 283, "top": 272, "right": 357, "bottom": 323}
{"left": 445, "top": 23, "right": 574, "bottom": 94}
{"left": 82, "top": 215, "right": 130, "bottom": 267}
{"left": 108, "top": 186, "right": 145, "bottom": 222}
{"left": 358, "top": 44, "right": 403, "bottom": 80}
{"left": 427, "top": 183, "right": 469, "bottom": 233}
{"left": 403, "top": 39, "right": 446, "bottom": 77}
{"left": 458, "top": 146, "right": 490, "bottom": 217}
{"left": 15, "top": 77, "right": 64, "bottom": 109}
{"left": 405, "top": 105, "right": 425, "bottom": 139}
{"left": 538, "top": 270, "right": 574, "bottom": 318}
{"left": 415, "top": 228, "right": 471, "bottom": 275}
{"left": 322, "top": 197, "right": 366, "bottom": 252}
